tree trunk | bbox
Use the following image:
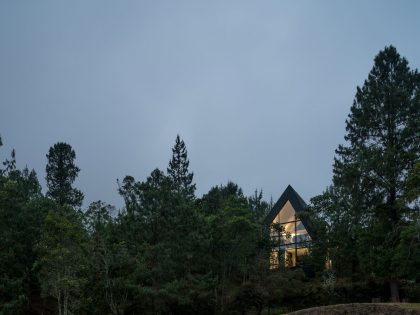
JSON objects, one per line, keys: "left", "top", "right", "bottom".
{"left": 64, "top": 291, "right": 69, "bottom": 315}
{"left": 390, "top": 278, "right": 400, "bottom": 302}
{"left": 58, "top": 290, "right": 62, "bottom": 315}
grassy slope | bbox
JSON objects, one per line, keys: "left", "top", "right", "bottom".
{"left": 286, "top": 303, "right": 420, "bottom": 315}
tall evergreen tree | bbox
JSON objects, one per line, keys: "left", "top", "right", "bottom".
{"left": 167, "top": 135, "right": 195, "bottom": 199}
{"left": 333, "top": 46, "right": 420, "bottom": 300}
{"left": 45, "top": 142, "right": 84, "bottom": 207}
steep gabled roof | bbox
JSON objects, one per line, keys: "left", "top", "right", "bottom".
{"left": 263, "top": 185, "right": 315, "bottom": 238}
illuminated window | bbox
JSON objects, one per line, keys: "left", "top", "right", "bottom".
{"left": 264, "top": 186, "right": 313, "bottom": 268}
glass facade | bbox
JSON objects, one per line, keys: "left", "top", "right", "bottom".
{"left": 269, "top": 201, "right": 311, "bottom": 268}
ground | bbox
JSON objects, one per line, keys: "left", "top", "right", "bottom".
{"left": 286, "top": 303, "right": 420, "bottom": 315}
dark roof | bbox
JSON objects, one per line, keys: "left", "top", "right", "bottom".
{"left": 263, "top": 185, "right": 315, "bottom": 238}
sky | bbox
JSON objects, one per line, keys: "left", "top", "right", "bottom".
{"left": 1, "top": 1, "right": 420, "bottom": 208}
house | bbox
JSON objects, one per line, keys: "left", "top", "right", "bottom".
{"left": 263, "top": 185, "right": 314, "bottom": 268}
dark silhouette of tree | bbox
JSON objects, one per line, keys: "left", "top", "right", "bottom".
{"left": 167, "top": 135, "right": 196, "bottom": 199}
{"left": 46, "top": 142, "right": 84, "bottom": 207}
{"left": 333, "top": 45, "right": 420, "bottom": 301}
{"left": 0, "top": 156, "right": 48, "bottom": 313}
{"left": 249, "top": 189, "right": 270, "bottom": 222}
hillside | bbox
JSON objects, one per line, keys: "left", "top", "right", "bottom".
{"left": 287, "top": 303, "right": 420, "bottom": 315}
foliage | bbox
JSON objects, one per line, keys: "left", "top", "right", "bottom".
{"left": 307, "top": 45, "right": 420, "bottom": 301}
{"left": 109, "top": 137, "right": 216, "bottom": 314}
{"left": 83, "top": 201, "right": 130, "bottom": 315}
{"left": 46, "top": 142, "right": 84, "bottom": 207}
{"left": 199, "top": 182, "right": 264, "bottom": 313}
{"left": 1, "top": 45, "right": 419, "bottom": 313}
{"left": 392, "top": 220, "right": 420, "bottom": 282}
{"left": 0, "top": 149, "right": 47, "bottom": 314}
{"left": 305, "top": 186, "right": 358, "bottom": 277}
{"left": 248, "top": 189, "right": 271, "bottom": 222}
{"left": 404, "top": 161, "right": 420, "bottom": 208}
{"left": 167, "top": 135, "right": 196, "bottom": 199}
{"left": 37, "top": 206, "right": 89, "bottom": 315}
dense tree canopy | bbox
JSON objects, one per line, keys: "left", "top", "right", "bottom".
{"left": 0, "top": 144, "right": 48, "bottom": 314}
{"left": 1, "top": 46, "right": 419, "bottom": 314}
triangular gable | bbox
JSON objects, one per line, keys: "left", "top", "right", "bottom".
{"left": 263, "top": 185, "right": 315, "bottom": 238}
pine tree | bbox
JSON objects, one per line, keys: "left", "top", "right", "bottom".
{"left": 167, "top": 135, "right": 196, "bottom": 199}
{"left": 333, "top": 46, "right": 420, "bottom": 300}
{"left": 46, "top": 142, "right": 84, "bottom": 207}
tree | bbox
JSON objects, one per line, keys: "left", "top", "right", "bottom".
{"left": 392, "top": 219, "right": 420, "bottom": 282}
{"left": 333, "top": 46, "right": 420, "bottom": 300}
{"left": 167, "top": 135, "right": 196, "bottom": 199}
{"left": 305, "top": 186, "right": 358, "bottom": 277}
{"left": 0, "top": 164, "right": 47, "bottom": 314}
{"left": 129, "top": 168, "right": 209, "bottom": 314}
{"left": 37, "top": 206, "right": 88, "bottom": 315}
{"left": 84, "top": 201, "right": 129, "bottom": 315}
{"left": 2, "top": 149, "right": 16, "bottom": 176}
{"left": 116, "top": 169, "right": 175, "bottom": 313}
{"left": 117, "top": 175, "right": 139, "bottom": 215}
{"left": 46, "top": 142, "right": 84, "bottom": 207}
{"left": 116, "top": 150, "right": 212, "bottom": 314}
{"left": 248, "top": 189, "right": 270, "bottom": 222}
{"left": 404, "top": 161, "right": 420, "bottom": 208}
{"left": 199, "top": 182, "right": 261, "bottom": 313}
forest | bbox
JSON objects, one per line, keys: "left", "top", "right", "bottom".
{"left": 0, "top": 46, "right": 419, "bottom": 315}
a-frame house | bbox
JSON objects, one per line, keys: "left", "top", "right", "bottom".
{"left": 263, "top": 185, "right": 314, "bottom": 268}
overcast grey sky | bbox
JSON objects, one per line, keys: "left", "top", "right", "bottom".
{"left": 1, "top": 1, "right": 419, "bottom": 208}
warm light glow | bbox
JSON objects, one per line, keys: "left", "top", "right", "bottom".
{"left": 326, "top": 259, "right": 332, "bottom": 269}
{"left": 270, "top": 200, "right": 311, "bottom": 268}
